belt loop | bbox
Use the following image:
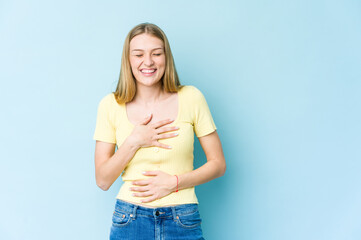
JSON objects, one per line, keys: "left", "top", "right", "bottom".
{"left": 132, "top": 205, "right": 138, "bottom": 219}
{"left": 171, "top": 206, "right": 177, "bottom": 221}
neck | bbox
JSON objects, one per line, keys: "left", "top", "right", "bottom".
{"left": 134, "top": 82, "right": 167, "bottom": 106}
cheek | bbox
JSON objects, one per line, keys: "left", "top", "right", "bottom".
{"left": 131, "top": 65, "right": 138, "bottom": 72}
{"left": 158, "top": 58, "right": 166, "bottom": 69}
{"left": 129, "top": 60, "right": 140, "bottom": 72}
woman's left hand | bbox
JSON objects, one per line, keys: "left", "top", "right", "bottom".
{"left": 130, "top": 171, "right": 177, "bottom": 203}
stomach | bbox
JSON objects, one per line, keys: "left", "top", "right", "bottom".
{"left": 116, "top": 180, "right": 199, "bottom": 208}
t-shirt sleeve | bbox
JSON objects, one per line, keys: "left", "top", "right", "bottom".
{"left": 93, "top": 94, "right": 116, "bottom": 144}
{"left": 192, "top": 87, "right": 217, "bottom": 137}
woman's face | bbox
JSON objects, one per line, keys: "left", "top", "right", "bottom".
{"left": 129, "top": 33, "right": 166, "bottom": 87}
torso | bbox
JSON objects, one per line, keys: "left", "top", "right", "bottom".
{"left": 125, "top": 91, "right": 179, "bottom": 125}
{"left": 114, "top": 85, "right": 200, "bottom": 207}
{"left": 122, "top": 90, "right": 180, "bottom": 208}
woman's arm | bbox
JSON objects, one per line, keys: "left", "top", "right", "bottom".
{"left": 131, "top": 130, "right": 226, "bottom": 203}
{"left": 94, "top": 138, "right": 139, "bottom": 191}
{"left": 177, "top": 130, "right": 226, "bottom": 190}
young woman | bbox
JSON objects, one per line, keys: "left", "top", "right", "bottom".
{"left": 93, "top": 22, "right": 226, "bottom": 240}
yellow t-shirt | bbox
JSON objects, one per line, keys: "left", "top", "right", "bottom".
{"left": 93, "top": 85, "right": 217, "bottom": 207}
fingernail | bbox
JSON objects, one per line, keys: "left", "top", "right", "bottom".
{"left": 168, "top": 146, "right": 172, "bottom": 149}
{"left": 142, "top": 171, "right": 146, "bottom": 174}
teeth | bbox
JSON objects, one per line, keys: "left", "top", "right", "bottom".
{"left": 141, "top": 69, "right": 156, "bottom": 73}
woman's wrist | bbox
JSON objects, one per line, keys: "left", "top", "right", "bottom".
{"left": 174, "top": 175, "right": 179, "bottom": 192}
{"left": 170, "top": 175, "right": 179, "bottom": 193}
{"left": 125, "top": 135, "right": 141, "bottom": 151}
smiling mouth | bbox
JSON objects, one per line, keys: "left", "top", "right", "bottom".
{"left": 140, "top": 69, "right": 157, "bottom": 76}
{"left": 140, "top": 69, "right": 157, "bottom": 73}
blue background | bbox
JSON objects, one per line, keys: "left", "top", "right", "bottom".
{"left": 1, "top": 0, "right": 360, "bottom": 239}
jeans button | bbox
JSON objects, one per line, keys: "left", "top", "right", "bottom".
{"left": 155, "top": 210, "right": 160, "bottom": 216}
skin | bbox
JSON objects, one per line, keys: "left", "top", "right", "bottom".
{"left": 94, "top": 33, "right": 226, "bottom": 207}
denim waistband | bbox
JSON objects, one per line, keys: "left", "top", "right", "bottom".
{"left": 114, "top": 199, "right": 199, "bottom": 219}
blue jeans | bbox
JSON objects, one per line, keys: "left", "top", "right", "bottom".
{"left": 109, "top": 199, "right": 205, "bottom": 240}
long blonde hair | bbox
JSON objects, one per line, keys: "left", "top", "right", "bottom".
{"left": 113, "top": 22, "right": 182, "bottom": 104}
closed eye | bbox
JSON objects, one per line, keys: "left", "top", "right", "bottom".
{"left": 134, "top": 53, "right": 162, "bottom": 57}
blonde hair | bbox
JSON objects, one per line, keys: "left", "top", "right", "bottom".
{"left": 113, "top": 22, "right": 183, "bottom": 104}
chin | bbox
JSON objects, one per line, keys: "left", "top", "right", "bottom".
{"left": 136, "top": 79, "right": 162, "bottom": 87}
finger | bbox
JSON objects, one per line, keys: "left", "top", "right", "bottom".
{"left": 153, "top": 142, "right": 172, "bottom": 149}
{"left": 154, "top": 132, "right": 179, "bottom": 140}
{"left": 155, "top": 126, "right": 180, "bottom": 134}
{"left": 132, "top": 180, "right": 149, "bottom": 186}
{"left": 130, "top": 186, "right": 149, "bottom": 192}
{"left": 133, "top": 191, "right": 153, "bottom": 198}
{"left": 141, "top": 196, "right": 157, "bottom": 203}
{"left": 142, "top": 171, "right": 159, "bottom": 176}
{"left": 139, "top": 113, "right": 153, "bottom": 125}
{"left": 152, "top": 141, "right": 172, "bottom": 149}
{"left": 152, "top": 119, "right": 174, "bottom": 129}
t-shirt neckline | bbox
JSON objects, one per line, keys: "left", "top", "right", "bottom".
{"left": 123, "top": 86, "right": 183, "bottom": 128}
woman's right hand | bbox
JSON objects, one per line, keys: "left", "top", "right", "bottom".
{"left": 126, "top": 113, "right": 179, "bottom": 150}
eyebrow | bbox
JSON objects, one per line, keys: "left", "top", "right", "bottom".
{"left": 131, "top": 47, "right": 163, "bottom": 52}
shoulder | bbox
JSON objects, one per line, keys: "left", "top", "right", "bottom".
{"left": 180, "top": 85, "right": 204, "bottom": 99}
{"left": 103, "top": 92, "right": 116, "bottom": 101}
{"left": 97, "top": 93, "right": 117, "bottom": 108}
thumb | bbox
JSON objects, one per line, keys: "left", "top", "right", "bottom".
{"left": 141, "top": 113, "right": 152, "bottom": 125}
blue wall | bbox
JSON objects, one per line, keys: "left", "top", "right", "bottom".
{"left": 1, "top": 0, "right": 360, "bottom": 239}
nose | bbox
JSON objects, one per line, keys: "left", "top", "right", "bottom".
{"left": 144, "top": 53, "right": 154, "bottom": 66}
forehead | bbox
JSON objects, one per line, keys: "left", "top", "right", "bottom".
{"left": 129, "top": 34, "right": 164, "bottom": 50}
